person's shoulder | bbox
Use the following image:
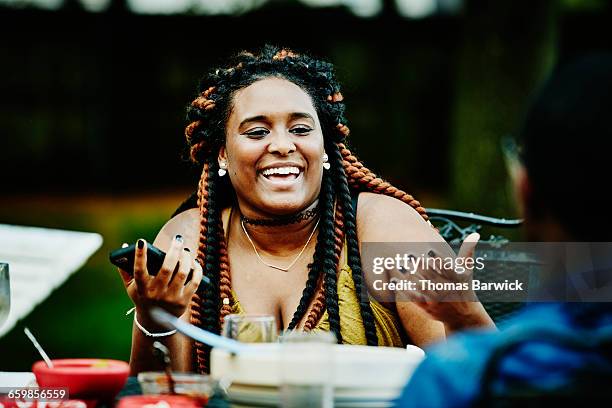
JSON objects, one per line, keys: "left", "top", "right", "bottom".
{"left": 356, "top": 192, "right": 441, "bottom": 242}
{"left": 153, "top": 208, "right": 200, "bottom": 252}
{"left": 396, "top": 331, "right": 499, "bottom": 408}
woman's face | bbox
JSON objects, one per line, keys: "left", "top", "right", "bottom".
{"left": 220, "top": 77, "right": 325, "bottom": 216}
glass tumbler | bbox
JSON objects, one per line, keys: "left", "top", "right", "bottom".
{"left": 279, "top": 330, "right": 336, "bottom": 408}
{"left": 221, "top": 314, "right": 277, "bottom": 343}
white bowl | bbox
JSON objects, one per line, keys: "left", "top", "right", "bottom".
{"left": 210, "top": 343, "right": 424, "bottom": 389}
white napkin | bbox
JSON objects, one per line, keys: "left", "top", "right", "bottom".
{"left": 0, "top": 371, "right": 37, "bottom": 387}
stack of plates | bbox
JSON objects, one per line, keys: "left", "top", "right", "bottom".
{"left": 211, "top": 344, "right": 424, "bottom": 407}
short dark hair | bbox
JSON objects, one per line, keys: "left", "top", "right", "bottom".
{"left": 517, "top": 54, "right": 612, "bottom": 241}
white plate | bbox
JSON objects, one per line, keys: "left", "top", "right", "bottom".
{"left": 227, "top": 383, "right": 399, "bottom": 408}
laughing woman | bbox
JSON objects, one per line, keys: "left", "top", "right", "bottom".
{"left": 118, "top": 45, "right": 494, "bottom": 375}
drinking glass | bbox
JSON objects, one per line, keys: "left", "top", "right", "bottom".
{"left": 279, "top": 330, "right": 336, "bottom": 408}
{"left": 0, "top": 263, "right": 10, "bottom": 329}
{"left": 221, "top": 314, "right": 277, "bottom": 343}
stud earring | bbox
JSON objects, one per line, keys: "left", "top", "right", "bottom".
{"left": 322, "top": 153, "right": 330, "bottom": 170}
{"left": 218, "top": 162, "right": 227, "bottom": 177}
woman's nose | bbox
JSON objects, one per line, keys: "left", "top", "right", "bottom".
{"left": 267, "top": 131, "right": 296, "bottom": 155}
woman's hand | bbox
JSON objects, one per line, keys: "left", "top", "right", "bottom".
{"left": 117, "top": 235, "right": 203, "bottom": 322}
{"left": 413, "top": 233, "right": 495, "bottom": 331}
{"left": 389, "top": 232, "right": 495, "bottom": 332}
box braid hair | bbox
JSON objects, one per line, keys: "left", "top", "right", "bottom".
{"left": 178, "top": 45, "right": 429, "bottom": 373}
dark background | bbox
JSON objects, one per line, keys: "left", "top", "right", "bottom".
{"left": 1, "top": 0, "right": 611, "bottom": 370}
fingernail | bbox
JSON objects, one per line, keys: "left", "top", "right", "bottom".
{"left": 137, "top": 239, "right": 145, "bottom": 249}
{"left": 184, "top": 247, "right": 190, "bottom": 252}
{"left": 175, "top": 235, "right": 183, "bottom": 243}
{"left": 427, "top": 250, "right": 436, "bottom": 257}
{"left": 121, "top": 243, "right": 129, "bottom": 248}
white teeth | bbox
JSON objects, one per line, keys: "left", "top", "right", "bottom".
{"left": 262, "top": 166, "right": 300, "bottom": 176}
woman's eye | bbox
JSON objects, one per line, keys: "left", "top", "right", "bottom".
{"left": 244, "top": 128, "right": 269, "bottom": 138}
{"left": 291, "top": 126, "right": 312, "bottom": 135}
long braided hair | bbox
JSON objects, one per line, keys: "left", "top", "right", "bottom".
{"left": 180, "top": 45, "right": 429, "bottom": 373}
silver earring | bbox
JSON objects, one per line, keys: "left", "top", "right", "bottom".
{"left": 218, "top": 162, "right": 227, "bottom": 177}
{"left": 322, "top": 153, "right": 330, "bottom": 170}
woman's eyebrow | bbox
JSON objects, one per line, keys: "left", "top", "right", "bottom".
{"left": 289, "top": 112, "right": 315, "bottom": 122}
{"left": 239, "top": 115, "right": 268, "bottom": 128}
{"left": 238, "top": 112, "right": 314, "bottom": 128}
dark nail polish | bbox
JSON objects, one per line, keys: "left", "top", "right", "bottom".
{"left": 137, "top": 239, "right": 145, "bottom": 249}
{"left": 184, "top": 247, "right": 190, "bottom": 252}
{"left": 427, "top": 250, "right": 436, "bottom": 257}
{"left": 175, "top": 235, "right": 183, "bottom": 243}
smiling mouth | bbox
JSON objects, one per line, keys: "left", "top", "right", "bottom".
{"left": 258, "top": 166, "right": 303, "bottom": 184}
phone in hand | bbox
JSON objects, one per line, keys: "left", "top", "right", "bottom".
{"left": 109, "top": 242, "right": 166, "bottom": 277}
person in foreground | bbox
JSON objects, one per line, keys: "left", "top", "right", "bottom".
{"left": 117, "top": 45, "right": 493, "bottom": 375}
{"left": 394, "top": 54, "right": 612, "bottom": 407}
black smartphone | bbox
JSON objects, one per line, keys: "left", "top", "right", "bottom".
{"left": 109, "top": 242, "right": 166, "bottom": 277}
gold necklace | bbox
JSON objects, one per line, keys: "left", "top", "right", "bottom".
{"left": 240, "top": 217, "right": 320, "bottom": 272}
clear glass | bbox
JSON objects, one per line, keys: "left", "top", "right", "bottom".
{"left": 0, "top": 263, "right": 10, "bottom": 329}
{"left": 279, "top": 330, "right": 336, "bottom": 408}
{"left": 221, "top": 314, "right": 277, "bottom": 343}
{"left": 137, "top": 371, "right": 217, "bottom": 403}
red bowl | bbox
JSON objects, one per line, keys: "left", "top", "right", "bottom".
{"left": 117, "top": 396, "right": 201, "bottom": 408}
{"left": 32, "top": 359, "right": 129, "bottom": 402}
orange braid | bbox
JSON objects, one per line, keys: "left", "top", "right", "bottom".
{"left": 202, "top": 86, "right": 215, "bottom": 99}
{"left": 217, "top": 224, "right": 232, "bottom": 323}
{"left": 190, "top": 163, "right": 210, "bottom": 374}
{"left": 303, "top": 201, "right": 344, "bottom": 330}
{"left": 189, "top": 141, "right": 207, "bottom": 163}
{"left": 303, "top": 276, "right": 326, "bottom": 330}
{"left": 337, "top": 141, "right": 429, "bottom": 221}
{"left": 336, "top": 123, "right": 350, "bottom": 137}
{"left": 185, "top": 120, "right": 201, "bottom": 142}
{"left": 190, "top": 163, "right": 233, "bottom": 374}
{"left": 191, "top": 87, "right": 217, "bottom": 111}
{"left": 273, "top": 49, "right": 298, "bottom": 60}
{"left": 327, "top": 92, "right": 344, "bottom": 103}
{"left": 189, "top": 294, "right": 207, "bottom": 374}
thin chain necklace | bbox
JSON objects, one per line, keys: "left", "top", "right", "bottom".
{"left": 240, "top": 217, "right": 320, "bottom": 272}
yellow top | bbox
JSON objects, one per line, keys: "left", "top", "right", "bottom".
{"left": 224, "top": 207, "right": 407, "bottom": 347}
{"left": 230, "top": 268, "right": 406, "bottom": 347}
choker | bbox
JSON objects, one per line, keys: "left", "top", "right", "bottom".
{"left": 240, "top": 205, "right": 319, "bottom": 227}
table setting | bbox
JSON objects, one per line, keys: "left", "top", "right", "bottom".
{"left": 1, "top": 304, "right": 425, "bottom": 408}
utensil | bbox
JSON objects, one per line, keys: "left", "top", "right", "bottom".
{"left": 24, "top": 327, "right": 54, "bottom": 368}
{"left": 222, "top": 314, "right": 277, "bottom": 343}
{"left": 152, "top": 341, "right": 176, "bottom": 395}
{"left": 150, "top": 307, "right": 248, "bottom": 354}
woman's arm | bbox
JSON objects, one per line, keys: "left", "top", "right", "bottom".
{"left": 118, "top": 209, "right": 202, "bottom": 375}
{"left": 128, "top": 303, "right": 194, "bottom": 375}
{"left": 356, "top": 193, "right": 494, "bottom": 344}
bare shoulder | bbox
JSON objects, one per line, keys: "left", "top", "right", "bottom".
{"left": 356, "top": 192, "right": 443, "bottom": 243}
{"left": 152, "top": 208, "right": 200, "bottom": 252}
